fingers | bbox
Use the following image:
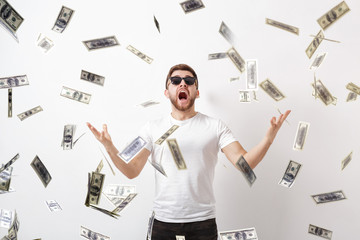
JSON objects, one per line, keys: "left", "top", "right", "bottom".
{"left": 103, "top": 124, "right": 108, "bottom": 134}
{"left": 86, "top": 122, "right": 101, "bottom": 138}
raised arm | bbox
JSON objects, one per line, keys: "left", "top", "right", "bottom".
{"left": 86, "top": 122, "right": 150, "bottom": 179}
{"left": 222, "top": 110, "right": 291, "bottom": 169}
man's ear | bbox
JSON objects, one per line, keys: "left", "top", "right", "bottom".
{"left": 164, "top": 89, "right": 169, "bottom": 98}
{"left": 196, "top": 90, "right": 200, "bottom": 98}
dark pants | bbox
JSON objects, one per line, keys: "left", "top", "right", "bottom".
{"left": 150, "top": 218, "right": 218, "bottom": 240}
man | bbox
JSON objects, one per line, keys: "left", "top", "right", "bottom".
{"left": 87, "top": 63, "right": 290, "bottom": 240}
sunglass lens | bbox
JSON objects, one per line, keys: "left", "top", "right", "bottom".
{"left": 183, "top": 77, "right": 195, "bottom": 85}
{"left": 170, "top": 77, "right": 182, "bottom": 85}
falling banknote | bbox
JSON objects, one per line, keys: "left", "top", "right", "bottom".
{"left": 80, "top": 226, "right": 110, "bottom": 240}
{"left": 293, "top": 121, "right": 310, "bottom": 151}
{"left": 83, "top": 36, "right": 120, "bottom": 51}
{"left": 127, "top": 45, "right": 153, "bottom": 64}
{"left": 311, "top": 190, "right": 346, "bottom": 204}
{"left": 308, "top": 224, "right": 332, "bottom": 240}
{"left": 37, "top": 33, "right": 54, "bottom": 53}
{"left": 52, "top": 6, "right": 74, "bottom": 33}
{"left": 31, "top": 155, "right": 52, "bottom": 187}
{"left": 317, "top": 1, "right": 350, "bottom": 30}
{"left": 118, "top": 136, "right": 147, "bottom": 163}
{"left": 227, "top": 47, "right": 246, "bottom": 73}
{"left": 0, "top": 153, "right": 19, "bottom": 174}
{"left": 345, "top": 82, "right": 360, "bottom": 95}
{"left": 219, "top": 227, "right": 258, "bottom": 240}
{"left": 278, "top": 160, "right": 301, "bottom": 188}
{"left": 155, "top": 125, "right": 179, "bottom": 145}
{"left": 312, "top": 79, "right": 337, "bottom": 106}
{"left": 235, "top": 155, "right": 256, "bottom": 187}
{"left": 306, "top": 30, "right": 324, "bottom": 59}
{"left": 45, "top": 200, "right": 62, "bottom": 212}
{"left": 167, "top": 139, "right": 187, "bottom": 170}
{"left": 310, "top": 52, "right": 327, "bottom": 70}
{"left": 112, "top": 193, "right": 137, "bottom": 214}
{"left": 87, "top": 171, "right": 105, "bottom": 205}
{"left": 208, "top": 53, "right": 227, "bottom": 60}
{"left": 180, "top": 0, "right": 205, "bottom": 14}
{"left": 341, "top": 151, "right": 352, "bottom": 170}
{"left": 80, "top": 70, "right": 105, "bottom": 86}
{"left": 219, "top": 21, "right": 237, "bottom": 46}
{"left": 60, "top": 86, "right": 91, "bottom": 104}
{"left": 259, "top": 79, "right": 285, "bottom": 101}
{"left": 0, "top": 165, "right": 12, "bottom": 191}
{"left": 265, "top": 18, "right": 299, "bottom": 35}
{"left": 17, "top": 105, "right": 43, "bottom": 121}
{"left": 246, "top": 60, "right": 258, "bottom": 90}
{"left": 239, "top": 91, "right": 251, "bottom": 103}
{"left": 8, "top": 88, "right": 12, "bottom": 117}
{"left": 0, "top": 75, "right": 28, "bottom": 89}
{"left": 62, "top": 124, "right": 75, "bottom": 150}
{"left": 0, "top": 0, "right": 24, "bottom": 41}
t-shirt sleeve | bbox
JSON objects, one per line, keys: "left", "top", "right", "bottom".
{"left": 138, "top": 121, "right": 153, "bottom": 152}
{"left": 218, "top": 119, "right": 237, "bottom": 149}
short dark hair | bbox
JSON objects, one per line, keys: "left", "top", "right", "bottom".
{"left": 165, "top": 64, "right": 198, "bottom": 89}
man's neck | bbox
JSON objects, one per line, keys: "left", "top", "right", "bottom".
{"left": 171, "top": 107, "right": 197, "bottom": 121}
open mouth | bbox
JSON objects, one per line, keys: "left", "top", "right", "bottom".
{"left": 178, "top": 91, "right": 188, "bottom": 101}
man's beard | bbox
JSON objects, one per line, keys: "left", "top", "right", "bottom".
{"left": 169, "top": 94, "right": 196, "bottom": 111}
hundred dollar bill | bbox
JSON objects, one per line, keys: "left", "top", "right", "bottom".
{"left": 0, "top": 153, "right": 19, "bottom": 174}
{"left": 80, "top": 226, "right": 110, "bottom": 240}
{"left": 265, "top": 18, "right": 299, "bottom": 35}
{"left": 317, "top": 1, "right": 350, "bottom": 30}
{"left": 227, "top": 47, "right": 246, "bottom": 73}
{"left": 246, "top": 60, "right": 258, "bottom": 90}
{"left": 176, "top": 236, "right": 185, "bottom": 240}
{"left": 31, "top": 156, "right": 52, "bottom": 187}
{"left": 180, "top": 0, "right": 205, "bottom": 14}
{"left": 52, "top": 6, "right": 74, "bottom": 33}
{"left": 293, "top": 121, "right": 310, "bottom": 151}
{"left": 7, "top": 210, "right": 19, "bottom": 239}
{"left": 259, "top": 79, "right": 285, "bottom": 101}
{"left": 312, "top": 80, "right": 336, "bottom": 105}
{"left": 127, "top": 45, "right": 153, "bottom": 64}
{"left": 146, "top": 211, "right": 155, "bottom": 240}
{"left": 239, "top": 91, "right": 251, "bottom": 103}
{"left": 278, "top": 160, "right": 301, "bottom": 188}
{"left": 311, "top": 190, "right": 346, "bottom": 204}
{"left": 60, "top": 86, "right": 91, "bottom": 104}
{"left": 0, "top": 0, "right": 24, "bottom": 33}
{"left": 37, "top": 33, "right": 54, "bottom": 53}
{"left": 62, "top": 124, "right": 75, "bottom": 150}
{"left": 341, "top": 151, "right": 352, "bottom": 170}
{"left": 80, "top": 70, "right": 105, "bottom": 86}
{"left": 346, "top": 82, "right": 360, "bottom": 95}
{"left": 103, "top": 184, "right": 136, "bottom": 198}
{"left": 154, "top": 15, "right": 160, "bottom": 33}
{"left": 219, "top": 227, "right": 258, "bottom": 240}
{"left": 95, "top": 160, "right": 103, "bottom": 173}
{"left": 155, "top": 125, "right": 179, "bottom": 145}
{"left": 167, "top": 139, "right": 187, "bottom": 170}
{"left": 8, "top": 88, "right": 12, "bottom": 117}
{"left": 308, "top": 224, "right": 332, "bottom": 240}
{"left": 208, "top": 52, "right": 227, "bottom": 60}
{"left": 112, "top": 193, "right": 137, "bottom": 214}
{"left": 0, "top": 209, "right": 12, "bottom": 229}
{"left": 83, "top": 36, "right": 120, "bottom": 51}
{"left": 0, "top": 75, "right": 28, "bottom": 89}
{"left": 306, "top": 30, "right": 324, "bottom": 59}
{"left": 17, "top": 105, "right": 43, "bottom": 121}
{"left": 310, "top": 52, "right": 327, "bottom": 70}
{"left": 138, "top": 100, "right": 160, "bottom": 108}
{"left": 252, "top": 90, "right": 259, "bottom": 102}
{"left": 88, "top": 171, "right": 105, "bottom": 205}
{"left": 0, "top": 187, "right": 14, "bottom": 194}
{"left": 219, "top": 21, "right": 237, "bottom": 46}
{"left": 45, "top": 200, "right": 62, "bottom": 212}
{"left": 235, "top": 155, "right": 256, "bottom": 187}
{"left": 118, "top": 136, "right": 147, "bottom": 163}
{"left": 346, "top": 92, "right": 357, "bottom": 102}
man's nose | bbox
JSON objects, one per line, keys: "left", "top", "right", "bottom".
{"left": 179, "top": 79, "right": 187, "bottom": 87}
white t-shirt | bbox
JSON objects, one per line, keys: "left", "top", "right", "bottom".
{"left": 139, "top": 112, "right": 236, "bottom": 223}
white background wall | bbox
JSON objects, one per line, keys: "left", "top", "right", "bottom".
{"left": 1, "top": 0, "right": 359, "bottom": 239}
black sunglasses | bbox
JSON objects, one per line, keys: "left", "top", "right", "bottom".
{"left": 169, "top": 76, "right": 197, "bottom": 86}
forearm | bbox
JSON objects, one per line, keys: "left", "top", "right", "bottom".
{"left": 243, "top": 136, "right": 272, "bottom": 169}
{"left": 104, "top": 143, "right": 139, "bottom": 179}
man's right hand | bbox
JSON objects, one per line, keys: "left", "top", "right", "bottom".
{"left": 86, "top": 122, "right": 113, "bottom": 150}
